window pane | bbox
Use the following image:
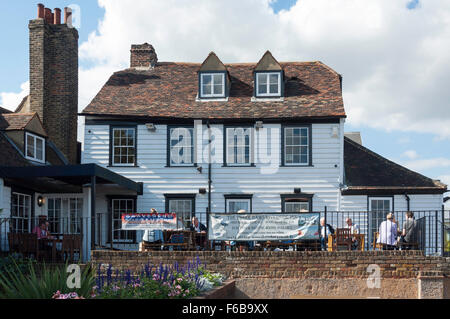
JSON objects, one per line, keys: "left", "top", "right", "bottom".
{"left": 36, "top": 138, "right": 44, "bottom": 161}
{"left": 170, "top": 127, "right": 193, "bottom": 165}
{"left": 213, "top": 74, "right": 223, "bottom": 85}
{"left": 269, "top": 74, "right": 279, "bottom": 84}
{"left": 213, "top": 84, "right": 223, "bottom": 95}
{"left": 26, "top": 135, "right": 35, "bottom": 157}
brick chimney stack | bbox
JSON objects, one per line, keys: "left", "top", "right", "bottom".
{"left": 28, "top": 4, "right": 79, "bottom": 164}
{"left": 130, "top": 43, "right": 158, "bottom": 69}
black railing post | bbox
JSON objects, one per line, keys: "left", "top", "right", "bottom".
{"left": 441, "top": 206, "right": 445, "bottom": 257}
{"left": 91, "top": 176, "right": 96, "bottom": 252}
{"left": 324, "top": 206, "right": 327, "bottom": 251}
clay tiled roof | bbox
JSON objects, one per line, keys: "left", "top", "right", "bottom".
{"left": 0, "top": 113, "right": 36, "bottom": 130}
{"left": 0, "top": 133, "right": 31, "bottom": 167}
{"left": 343, "top": 137, "right": 447, "bottom": 195}
{"left": 82, "top": 61, "right": 346, "bottom": 119}
{"left": 0, "top": 106, "right": 12, "bottom": 114}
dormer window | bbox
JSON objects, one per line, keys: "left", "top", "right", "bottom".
{"left": 25, "top": 132, "right": 45, "bottom": 163}
{"left": 253, "top": 51, "right": 284, "bottom": 99}
{"left": 198, "top": 52, "right": 229, "bottom": 100}
{"left": 256, "top": 72, "right": 281, "bottom": 97}
{"left": 200, "top": 73, "right": 225, "bottom": 98}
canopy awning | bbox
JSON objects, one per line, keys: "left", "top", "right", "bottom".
{"left": 0, "top": 164, "right": 143, "bottom": 194}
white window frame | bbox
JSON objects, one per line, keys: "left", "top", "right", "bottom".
{"left": 226, "top": 199, "right": 251, "bottom": 214}
{"left": 369, "top": 197, "right": 393, "bottom": 212}
{"left": 285, "top": 201, "right": 310, "bottom": 213}
{"left": 256, "top": 72, "right": 281, "bottom": 97}
{"left": 112, "top": 198, "right": 135, "bottom": 243}
{"left": 25, "top": 132, "right": 45, "bottom": 163}
{"left": 200, "top": 73, "right": 225, "bottom": 98}
{"left": 47, "top": 197, "right": 83, "bottom": 235}
{"left": 112, "top": 127, "right": 136, "bottom": 167}
{"left": 169, "top": 127, "right": 195, "bottom": 166}
{"left": 226, "top": 127, "right": 252, "bottom": 166}
{"left": 168, "top": 199, "right": 194, "bottom": 229}
{"left": 11, "top": 192, "right": 32, "bottom": 233}
{"left": 284, "top": 127, "right": 309, "bottom": 166}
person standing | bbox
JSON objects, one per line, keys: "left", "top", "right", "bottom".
{"left": 401, "top": 211, "right": 417, "bottom": 250}
{"left": 377, "top": 213, "right": 398, "bottom": 250}
{"left": 320, "top": 217, "right": 334, "bottom": 251}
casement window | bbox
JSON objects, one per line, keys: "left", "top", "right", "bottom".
{"left": 369, "top": 197, "right": 393, "bottom": 237}
{"left": 25, "top": 132, "right": 45, "bottom": 163}
{"left": 47, "top": 198, "right": 83, "bottom": 235}
{"left": 165, "top": 195, "right": 195, "bottom": 229}
{"left": 225, "top": 127, "right": 252, "bottom": 166}
{"left": 281, "top": 194, "right": 313, "bottom": 213}
{"left": 168, "top": 127, "right": 195, "bottom": 166}
{"left": 200, "top": 73, "right": 225, "bottom": 98}
{"left": 225, "top": 195, "right": 253, "bottom": 213}
{"left": 11, "top": 192, "right": 32, "bottom": 233}
{"left": 283, "top": 126, "right": 310, "bottom": 166}
{"left": 256, "top": 72, "right": 281, "bottom": 97}
{"left": 111, "top": 127, "right": 136, "bottom": 166}
{"left": 110, "top": 198, "right": 136, "bottom": 243}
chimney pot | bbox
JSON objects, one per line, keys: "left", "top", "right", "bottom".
{"left": 37, "top": 4, "right": 45, "bottom": 19}
{"left": 44, "top": 8, "right": 53, "bottom": 24}
{"left": 54, "top": 8, "right": 61, "bottom": 25}
{"left": 64, "top": 7, "right": 72, "bottom": 25}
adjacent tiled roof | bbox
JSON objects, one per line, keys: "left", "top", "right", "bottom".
{"left": 0, "top": 113, "right": 36, "bottom": 130}
{"left": 0, "top": 133, "right": 31, "bottom": 167}
{"left": 82, "top": 61, "right": 346, "bottom": 119}
{"left": 343, "top": 137, "right": 447, "bottom": 194}
{"left": 0, "top": 106, "right": 12, "bottom": 114}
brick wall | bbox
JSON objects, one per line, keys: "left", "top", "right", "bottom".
{"left": 29, "top": 18, "right": 78, "bottom": 164}
{"left": 91, "top": 251, "right": 450, "bottom": 298}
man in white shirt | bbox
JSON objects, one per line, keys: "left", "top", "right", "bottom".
{"left": 377, "top": 213, "right": 398, "bottom": 250}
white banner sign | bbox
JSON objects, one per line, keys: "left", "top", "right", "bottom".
{"left": 209, "top": 213, "right": 320, "bottom": 241}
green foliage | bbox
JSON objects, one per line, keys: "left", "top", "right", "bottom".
{"left": 0, "top": 260, "right": 95, "bottom": 299}
{"left": 0, "top": 253, "right": 35, "bottom": 275}
{"left": 201, "top": 271, "right": 223, "bottom": 287}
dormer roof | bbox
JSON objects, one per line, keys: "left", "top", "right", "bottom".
{"left": 0, "top": 112, "right": 47, "bottom": 137}
{"left": 198, "top": 52, "right": 228, "bottom": 72}
{"left": 254, "top": 51, "right": 283, "bottom": 72}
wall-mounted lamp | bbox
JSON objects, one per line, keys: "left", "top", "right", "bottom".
{"left": 196, "top": 166, "right": 203, "bottom": 174}
{"left": 37, "top": 196, "right": 45, "bottom": 207}
{"left": 255, "top": 121, "right": 264, "bottom": 130}
{"left": 294, "top": 188, "right": 301, "bottom": 194}
{"left": 145, "top": 123, "right": 156, "bottom": 131}
{"left": 199, "top": 188, "right": 207, "bottom": 195}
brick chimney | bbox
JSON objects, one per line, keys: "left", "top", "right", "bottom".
{"left": 28, "top": 4, "right": 79, "bottom": 164}
{"left": 130, "top": 43, "right": 158, "bottom": 69}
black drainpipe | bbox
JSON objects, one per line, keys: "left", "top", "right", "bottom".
{"left": 404, "top": 193, "right": 410, "bottom": 211}
{"left": 207, "top": 121, "right": 212, "bottom": 235}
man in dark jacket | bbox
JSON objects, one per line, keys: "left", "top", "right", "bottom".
{"left": 190, "top": 217, "right": 207, "bottom": 233}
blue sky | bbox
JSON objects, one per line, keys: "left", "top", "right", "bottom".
{"left": 0, "top": 0, "right": 448, "bottom": 194}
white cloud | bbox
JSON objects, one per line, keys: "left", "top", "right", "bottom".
{"left": 2, "top": 0, "right": 450, "bottom": 141}
{"left": 403, "top": 150, "right": 419, "bottom": 160}
{"left": 0, "top": 81, "right": 29, "bottom": 111}
{"left": 74, "top": 0, "right": 450, "bottom": 139}
{"left": 401, "top": 157, "right": 450, "bottom": 171}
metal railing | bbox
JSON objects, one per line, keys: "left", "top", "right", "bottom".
{"left": 0, "top": 210, "right": 448, "bottom": 259}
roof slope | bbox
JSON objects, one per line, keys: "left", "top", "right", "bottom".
{"left": 0, "top": 106, "right": 12, "bottom": 114}
{"left": 0, "top": 113, "right": 36, "bottom": 130}
{"left": 343, "top": 137, "right": 447, "bottom": 194}
{"left": 82, "top": 61, "right": 345, "bottom": 119}
{"left": 0, "top": 133, "right": 31, "bottom": 167}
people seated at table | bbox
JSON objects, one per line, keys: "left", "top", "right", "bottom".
{"left": 32, "top": 219, "right": 54, "bottom": 253}
{"left": 400, "top": 211, "right": 417, "bottom": 250}
{"left": 345, "top": 218, "right": 360, "bottom": 250}
{"left": 189, "top": 217, "right": 207, "bottom": 233}
{"left": 140, "top": 209, "right": 164, "bottom": 251}
{"left": 319, "top": 217, "right": 334, "bottom": 251}
{"left": 377, "top": 213, "right": 398, "bottom": 250}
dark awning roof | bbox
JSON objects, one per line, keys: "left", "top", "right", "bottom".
{"left": 0, "top": 164, "right": 143, "bottom": 194}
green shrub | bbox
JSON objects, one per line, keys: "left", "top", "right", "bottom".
{"left": 0, "top": 260, "right": 95, "bottom": 299}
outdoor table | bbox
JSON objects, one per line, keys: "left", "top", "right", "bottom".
{"left": 327, "top": 234, "right": 365, "bottom": 251}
